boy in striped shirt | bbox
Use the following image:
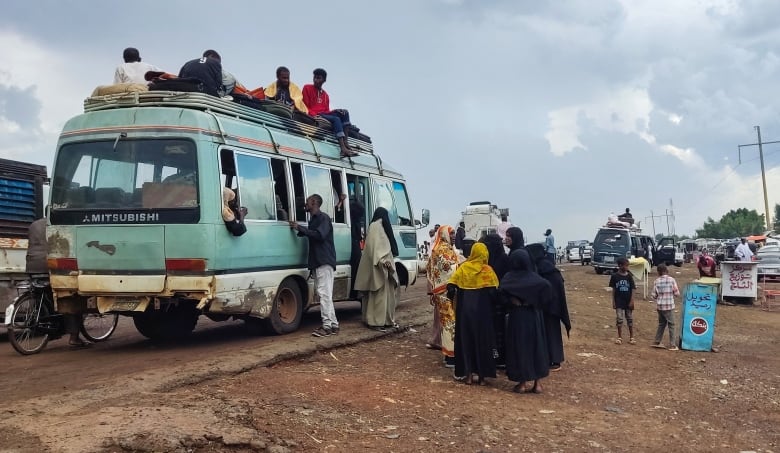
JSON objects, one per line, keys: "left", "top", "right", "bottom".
{"left": 651, "top": 264, "right": 680, "bottom": 350}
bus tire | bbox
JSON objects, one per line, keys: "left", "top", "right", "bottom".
{"left": 595, "top": 267, "right": 605, "bottom": 275}
{"left": 264, "top": 279, "right": 303, "bottom": 335}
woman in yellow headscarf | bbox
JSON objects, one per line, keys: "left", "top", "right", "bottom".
{"left": 426, "top": 225, "right": 460, "bottom": 367}
{"left": 446, "top": 242, "right": 499, "bottom": 385}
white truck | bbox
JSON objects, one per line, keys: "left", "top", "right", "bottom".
{"left": 460, "top": 201, "right": 508, "bottom": 240}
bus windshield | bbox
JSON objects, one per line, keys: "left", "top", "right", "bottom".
{"left": 594, "top": 229, "right": 629, "bottom": 253}
{"left": 51, "top": 139, "right": 198, "bottom": 211}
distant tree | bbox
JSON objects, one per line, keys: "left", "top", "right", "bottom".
{"left": 695, "top": 208, "right": 765, "bottom": 238}
{"left": 774, "top": 204, "right": 780, "bottom": 232}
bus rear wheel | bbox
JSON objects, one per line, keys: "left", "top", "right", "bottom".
{"left": 264, "top": 279, "right": 303, "bottom": 335}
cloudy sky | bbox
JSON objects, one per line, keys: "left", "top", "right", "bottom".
{"left": 3, "top": 0, "right": 780, "bottom": 246}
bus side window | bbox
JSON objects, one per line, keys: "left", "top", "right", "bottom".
{"left": 290, "top": 162, "right": 306, "bottom": 221}
{"left": 392, "top": 181, "right": 413, "bottom": 226}
{"left": 235, "top": 153, "right": 276, "bottom": 221}
{"left": 303, "top": 165, "right": 334, "bottom": 220}
{"left": 271, "top": 158, "right": 289, "bottom": 221}
{"left": 220, "top": 149, "right": 236, "bottom": 189}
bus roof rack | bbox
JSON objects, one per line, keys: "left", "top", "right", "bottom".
{"left": 83, "top": 91, "right": 374, "bottom": 155}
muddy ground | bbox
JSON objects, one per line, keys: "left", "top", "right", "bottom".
{"left": 0, "top": 263, "right": 778, "bottom": 453}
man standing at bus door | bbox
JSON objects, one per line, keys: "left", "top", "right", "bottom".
{"left": 289, "top": 194, "right": 339, "bottom": 337}
{"left": 26, "top": 218, "right": 90, "bottom": 348}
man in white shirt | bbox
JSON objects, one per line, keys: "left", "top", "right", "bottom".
{"left": 114, "top": 48, "right": 161, "bottom": 84}
{"left": 734, "top": 238, "right": 754, "bottom": 261}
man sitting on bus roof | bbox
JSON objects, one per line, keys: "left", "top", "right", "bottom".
{"left": 179, "top": 50, "right": 224, "bottom": 97}
{"left": 264, "top": 66, "right": 309, "bottom": 114}
{"left": 302, "top": 68, "right": 358, "bottom": 158}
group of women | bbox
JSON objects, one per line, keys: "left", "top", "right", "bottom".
{"left": 426, "top": 225, "right": 571, "bottom": 393}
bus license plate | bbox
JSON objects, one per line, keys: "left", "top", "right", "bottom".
{"left": 4, "top": 304, "right": 14, "bottom": 325}
{"left": 604, "top": 256, "right": 615, "bottom": 263}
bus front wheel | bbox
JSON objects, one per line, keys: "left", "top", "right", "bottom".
{"left": 264, "top": 279, "right": 304, "bottom": 335}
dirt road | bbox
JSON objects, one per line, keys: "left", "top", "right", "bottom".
{"left": 0, "top": 263, "right": 778, "bottom": 452}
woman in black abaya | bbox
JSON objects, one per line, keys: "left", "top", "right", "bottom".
{"left": 481, "top": 233, "right": 510, "bottom": 367}
{"left": 499, "top": 249, "right": 551, "bottom": 394}
{"left": 504, "top": 227, "right": 526, "bottom": 253}
{"left": 526, "top": 243, "right": 572, "bottom": 372}
{"left": 446, "top": 243, "right": 499, "bottom": 385}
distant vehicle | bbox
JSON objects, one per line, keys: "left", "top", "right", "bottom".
{"left": 567, "top": 247, "right": 581, "bottom": 263}
{"left": 458, "top": 201, "right": 509, "bottom": 256}
{"left": 460, "top": 201, "right": 508, "bottom": 241}
{"left": 756, "top": 247, "right": 780, "bottom": 279}
{"left": 580, "top": 244, "right": 593, "bottom": 265}
{"left": 654, "top": 237, "right": 683, "bottom": 267}
{"left": 591, "top": 225, "right": 655, "bottom": 274}
{"left": 0, "top": 158, "right": 48, "bottom": 326}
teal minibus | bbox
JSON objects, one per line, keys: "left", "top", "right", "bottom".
{"left": 46, "top": 91, "right": 427, "bottom": 339}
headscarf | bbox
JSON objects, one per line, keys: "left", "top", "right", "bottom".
{"left": 426, "top": 225, "right": 459, "bottom": 294}
{"left": 222, "top": 187, "right": 236, "bottom": 222}
{"left": 448, "top": 242, "right": 499, "bottom": 290}
{"left": 481, "top": 233, "right": 509, "bottom": 280}
{"left": 505, "top": 227, "right": 526, "bottom": 252}
{"left": 499, "top": 249, "right": 551, "bottom": 309}
{"left": 526, "top": 243, "right": 571, "bottom": 336}
{"left": 371, "top": 207, "right": 398, "bottom": 257}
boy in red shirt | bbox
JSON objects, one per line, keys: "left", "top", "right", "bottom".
{"left": 302, "top": 68, "right": 358, "bottom": 158}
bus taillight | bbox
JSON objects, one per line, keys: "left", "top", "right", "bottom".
{"left": 47, "top": 258, "right": 78, "bottom": 271}
{"left": 165, "top": 259, "right": 207, "bottom": 272}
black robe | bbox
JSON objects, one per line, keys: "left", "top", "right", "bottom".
{"left": 450, "top": 286, "right": 497, "bottom": 381}
{"left": 526, "top": 243, "right": 572, "bottom": 365}
{"left": 537, "top": 259, "right": 571, "bottom": 365}
{"left": 482, "top": 233, "right": 510, "bottom": 365}
{"left": 499, "top": 249, "right": 551, "bottom": 383}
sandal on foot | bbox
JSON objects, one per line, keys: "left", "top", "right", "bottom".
{"left": 615, "top": 338, "right": 623, "bottom": 345}
{"left": 425, "top": 343, "right": 441, "bottom": 350}
{"left": 69, "top": 340, "right": 91, "bottom": 348}
{"left": 629, "top": 337, "right": 637, "bottom": 345}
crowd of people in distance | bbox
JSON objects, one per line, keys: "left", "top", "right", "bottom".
{"left": 111, "top": 47, "right": 359, "bottom": 157}
{"left": 425, "top": 224, "right": 571, "bottom": 394}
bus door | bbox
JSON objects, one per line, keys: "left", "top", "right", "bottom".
{"left": 346, "top": 173, "right": 369, "bottom": 296}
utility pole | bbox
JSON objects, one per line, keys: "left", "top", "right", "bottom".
{"left": 646, "top": 210, "right": 673, "bottom": 238}
{"left": 738, "top": 126, "right": 775, "bottom": 231}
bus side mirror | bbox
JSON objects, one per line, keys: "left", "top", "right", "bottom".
{"left": 420, "top": 209, "right": 430, "bottom": 228}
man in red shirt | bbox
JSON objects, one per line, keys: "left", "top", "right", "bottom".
{"left": 302, "top": 68, "right": 358, "bottom": 158}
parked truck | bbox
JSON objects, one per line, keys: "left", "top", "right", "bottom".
{"left": 0, "top": 158, "right": 48, "bottom": 324}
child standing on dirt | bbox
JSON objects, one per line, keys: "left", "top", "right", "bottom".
{"left": 651, "top": 264, "right": 680, "bottom": 350}
{"left": 608, "top": 257, "right": 636, "bottom": 345}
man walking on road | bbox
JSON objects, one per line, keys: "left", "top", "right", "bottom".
{"left": 290, "top": 194, "right": 339, "bottom": 337}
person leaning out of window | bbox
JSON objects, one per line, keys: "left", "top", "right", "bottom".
{"left": 222, "top": 187, "right": 246, "bottom": 236}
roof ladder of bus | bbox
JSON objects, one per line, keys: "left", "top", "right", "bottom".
{"left": 374, "top": 153, "right": 384, "bottom": 175}
{"left": 256, "top": 123, "right": 281, "bottom": 153}
{"left": 302, "top": 136, "right": 322, "bottom": 163}
{"left": 205, "top": 110, "right": 227, "bottom": 145}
